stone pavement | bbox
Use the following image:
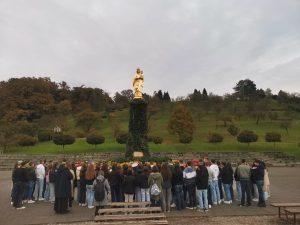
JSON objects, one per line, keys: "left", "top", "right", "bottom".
{"left": 0, "top": 167, "right": 299, "bottom": 225}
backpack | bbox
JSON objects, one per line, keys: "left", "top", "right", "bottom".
{"left": 94, "top": 179, "right": 106, "bottom": 202}
{"left": 150, "top": 179, "right": 161, "bottom": 196}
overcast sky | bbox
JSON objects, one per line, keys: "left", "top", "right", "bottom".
{"left": 0, "top": 0, "right": 299, "bottom": 97}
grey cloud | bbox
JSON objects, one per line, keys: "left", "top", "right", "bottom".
{"left": 0, "top": 0, "right": 299, "bottom": 97}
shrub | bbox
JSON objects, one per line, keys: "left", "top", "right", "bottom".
{"left": 17, "top": 135, "right": 37, "bottom": 147}
{"left": 179, "top": 133, "right": 193, "bottom": 144}
{"left": 75, "top": 130, "right": 86, "bottom": 138}
{"left": 265, "top": 132, "right": 281, "bottom": 148}
{"left": 208, "top": 133, "right": 224, "bottom": 143}
{"left": 38, "top": 130, "right": 52, "bottom": 142}
{"left": 86, "top": 132, "right": 105, "bottom": 147}
{"left": 152, "top": 136, "right": 163, "bottom": 144}
{"left": 237, "top": 130, "right": 258, "bottom": 147}
{"left": 116, "top": 132, "right": 128, "bottom": 144}
{"left": 53, "top": 134, "right": 75, "bottom": 149}
{"left": 227, "top": 124, "right": 239, "bottom": 137}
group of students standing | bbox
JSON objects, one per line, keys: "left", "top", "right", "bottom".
{"left": 11, "top": 157, "right": 270, "bottom": 215}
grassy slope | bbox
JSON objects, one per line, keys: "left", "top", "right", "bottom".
{"left": 7, "top": 106, "right": 300, "bottom": 158}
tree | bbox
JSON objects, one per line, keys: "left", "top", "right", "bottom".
{"left": 227, "top": 124, "right": 239, "bottom": 137}
{"left": 202, "top": 88, "right": 208, "bottom": 100}
{"left": 237, "top": 130, "right": 258, "bottom": 148}
{"left": 179, "top": 132, "right": 193, "bottom": 144}
{"left": 53, "top": 134, "right": 75, "bottom": 149}
{"left": 234, "top": 79, "right": 257, "bottom": 100}
{"left": 268, "top": 112, "right": 278, "bottom": 121}
{"left": 86, "top": 132, "right": 105, "bottom": 148}
{"left": 116, "top": 132, "right": 128, "bottom": 144}
{"left": 265, "top": 132, "right": 281, "bottom": 149}
{"left": 37, "top": 130, "right": 52, "bottom": 142}
{"left": 208, "top": 133, "right": 224, "bottom": 143}
{"left": 17, "top": 135, "right": 37, "bottom": 147}
{"left": 75, "top": 110, "right": 102, "bottom": 132}
{"left": 163, "top": 92, "right": 171, "bottom": 102}
{"left": 280, "top": 120, "right": 292, "bottom": 134}
{"left": 168, "top": 104, "right": 195, "bottom": 143}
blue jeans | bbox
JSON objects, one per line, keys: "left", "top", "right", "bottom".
{"left": 135, "top": 187, "right": 142, "bottom": 202}
{"left": 77, "top": 181, "right": 81, "bottom": 203}
{"left": 256, "top": 180, "right": 265, "bottom": 205}
{"left": 210, "top": 180, "right": 220, "bottom": 204}
{"left": 223, "top": 183, "right": 232, "bottom": 201}
{"left": 236, "top": 181, "right": 241, "bottom": 201}
{"left": 34, "top": 178, "right": 44, "bottom": 200}
{"left": 174, "top": 185, "right": 185, "bottom": 210}
{"left": 197, "top": 189, "right": 208, "bottom": 209}
{"left": 111, "top": 185, "right": 122, "bottom": 202}
{"left": 49, "top": 183, "right": 55, "bottom": 202}
{"left": 86, "top": 185, "right": 94, "bottom": 207}
{"left": 141, "top": 188, "right": 150, "bottom": 202}
{"left": 26, "top": 181, "right": 35, "bottom": 200}
{"left": 44, "top": 183, "right": 50, "bottom": 201}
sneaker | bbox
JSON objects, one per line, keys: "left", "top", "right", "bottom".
{"left": 224, "top": 201, "right": 230, "bottom": 204}
{"left": 16, "top": 206, "right": 26, "bottom": 210}
{"left": 218, "top": 200, "right": 222, "bottom": 204}
{"left": 208, "top": 204, "right": 212, "bottom": 209}
{"left": 79, "top": 203, "right": 82, "bottom": 206}
{"left": 186, "top": 207, "right": 193, "bottom": 210}
{"left": 10, "top": 202, "right": 13, "bottom": 205}
{"left": 204, "top": 209, "right": 208, "bottom": 213}
{"left": 171, "top": 203, "right": 176, "bottom": 208}
{"left": 82, "top": 203, "right": 87, "bottom": 207}
{"left": 252, "top": 198, "right": 258, "bottom": 202}
{"left": 88, "top": 206, "right": 94, "bottom": 209}
{"left": 28, "top": 200, "right": 35, "bottom": 204}
{"left": 229, "top": 200, "right": 232, "bottom": 204}
{"left": 213, "top": 202, "right": 217, "bottom": 205}
{"left": 38, "top": 198, "right": 45, "bottom": 201}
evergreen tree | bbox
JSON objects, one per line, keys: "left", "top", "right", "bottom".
{"left": 202, "top": 88, "right": 208, "bottom": 100}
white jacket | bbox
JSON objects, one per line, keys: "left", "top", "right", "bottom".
{"left": 210, "top": 164, "right": 219, "bottom": 181}
{"left": 36, "top": 164, "right": 45, "bottom": 179}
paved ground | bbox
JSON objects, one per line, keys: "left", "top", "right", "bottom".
{"left": 0, "top": 167, "right": 300, "bottom": 225}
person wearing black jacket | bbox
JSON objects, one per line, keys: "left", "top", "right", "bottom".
{"left": 12, "top": 162, "right": 28, "bottom": 209}
{"left": 123, "top": 170, "right": 135, "bottom": 202}
{"left": 220, "top": 162, "right": 233, "bottom": 204}
{"left": 172, "top": 164, "right": 185, "bottom": 211}
{"left": 139, "top": 166, "right": 150, "bottom": 202}
{"left": 195, "top": 161, "right": 209, "bottom": 212}
{"left": 54, "top": 162, "right": 73, "bottom": 214}
{"left": 26, "top": 162, "right": 36, "bottom": 203}
{"left": 251, "top": 160, "right": 266, "bottom": 207}
{"left": 108, "top": 165, "right": 123, "bottom": 202}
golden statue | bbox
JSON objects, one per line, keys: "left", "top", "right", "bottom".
{"left": 133, "top": 67, "right": 144, "bottom": 99}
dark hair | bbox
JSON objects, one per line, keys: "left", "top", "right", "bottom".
{"left": 241, "top": 159, "right": 246, "bottom": 163}
{"left": 152, "top": 166, "right": 159, "bottom": 173}
{"left": 127, "top": 169, "right": 133, "bottom": 176}
{"left": 160, "top": 163, "right": 172, "bottom": 181}
{"left": 211, "top": 159, "right": 216, "bottom": 164}
{"left": 187, "top": 161, "right": 192, "bottom": 167}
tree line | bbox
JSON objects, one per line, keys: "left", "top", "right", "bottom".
{"left": 0, "top": 77, "right": 299, "bottom": 150}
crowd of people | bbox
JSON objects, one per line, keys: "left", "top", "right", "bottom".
{"left": 11, "top": 157, "right": 270, "bottom": 216}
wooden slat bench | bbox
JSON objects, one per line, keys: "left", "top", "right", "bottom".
{"left": 94, "top": 201, "right": 168, "bottom": 224}
{"left": 95, "top": 213, "right": 166, "bottom": 222}
{"left": 271, "top": 203, "right": 300, "bottom": 220}
{"left": 106, "top": 201, "right": 151, "bottom": 207}
{"left": 99, "top": 206, "right": 162, "bottom": 215}
{"left": 284, "top": 208, "right": 300, "bottom": 224}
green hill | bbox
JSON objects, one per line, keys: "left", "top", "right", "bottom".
{"left": 7, "top": 105, "right": 300, "bottom": 159}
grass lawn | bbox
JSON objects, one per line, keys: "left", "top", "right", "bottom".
{"left": 4, "top": 108, "right": 300, "bottom": 159}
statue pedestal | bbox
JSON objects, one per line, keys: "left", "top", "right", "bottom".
{"left": 126, "top": 98, "right": 149, "bottom": 158}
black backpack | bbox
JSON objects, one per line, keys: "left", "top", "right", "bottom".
{"left": 94, "top": 179, "right": 106, "bottom": 202}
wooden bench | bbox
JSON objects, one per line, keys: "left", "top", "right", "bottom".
{"left": 106, "top": 201, "right": 151, "bottom": 207}
{"left": 95, "top": 202, "right": 168, "bottom": 225}
{"left": 271, "top": 203, "right": 300, "bottom": 220}
{"left": 284, "top": 208, "right": 300, "bottom": 224}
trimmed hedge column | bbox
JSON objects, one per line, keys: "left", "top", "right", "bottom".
{"left": 126, "top": 98, "right": 149, "bottom": 158}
